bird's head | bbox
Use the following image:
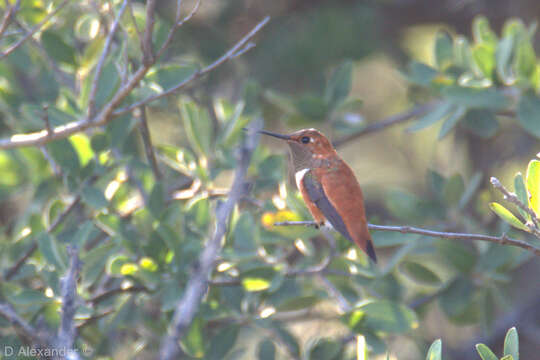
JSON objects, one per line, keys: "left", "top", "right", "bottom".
{"left": 258, "top": 128, "right": 336, "bottom": 170}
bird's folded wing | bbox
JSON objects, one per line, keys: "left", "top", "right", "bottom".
{"left": 301, "top": 171, "right": 354, "bottom": 243}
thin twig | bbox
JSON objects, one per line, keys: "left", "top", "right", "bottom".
{"left": 317, "top": 274, "right": 352, "bottom": 312}
{"left": 89, "top": 285, "right": 149, "bottom": 305}
{"left": 0, "top": 0, "right": 20, "bottom": 40}
{"left": 274, "top": 221, "right": 540, "bottom": 257}
{"left": 490, "top": 176, "right": 540, "bottom": 230}
{"left": 332, "top": 101, "right": 439, "bottom": 148}
{"left": 0, "top": 302, "right": 49, "bottom": 347}
{"left": 153, "top": 0, "right": 199, "bottom": 61}
{"left": 87, "top": 0, "right": 128, "bottom": 120}
{"left": 0, "top": 0, "right": 71, "bottom": 59}
{"left": 137, "top": 106, "right": 162, "bottom": 180}
{"left": 0, "top": 16, "right": 270, "bottom": 150}
{"left": 3, "top": 196, "right": 81, "bottom": 281}
{"left": 42, "top": 104, "right": 51, "bottom": 135}
{"left": 159, "top": 119, "right": 262, "bottom": 360}
{"left": 55, "top": 246, "right": 82, "bottom": 358}
{"left": 114, "top": 16, "right": 270, "bottom": 116}
{"left": 141, "top": 0, "right": 156, "bottom": 65}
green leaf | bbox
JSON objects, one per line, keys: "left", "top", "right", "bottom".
{"left": 206, "top": 325, "right": 239, "bottom": 360}
{"left": 41, "top": 30, "right": 76, "bottom": 66}
{"left": 107, "top": 254, "right": 130, "bottom": 275}
{"left": 514, "top": 173, "right": 531, "bottom": 221}
{"left": 90, "top": 132, "right": 110, "bottom": 153}
{"left": 277, "top": 295, "right": 321, "bottom": 312}
{"left": 46, "top": 139, "right": 81, "bottom": 174}
{"left": 496, "top": 35, "right": 515, "bottom": 83}
{"left": 399, "top": 261, "right": 441, "bottom": 285}
{"left": 443, "top": 174, "right": 465, "bottom": 206}
{"left": 180, "top": 100, "right": 213, "bottom": 156}
{"left": 325, "top": 60, "right": 353, "bottom": 107}
{"left": 476, "top": 344, "right": 498, "bottom": 360}
{"left": 180, "top": 316, "right": 205, "bottom": 358}
{"left": 307, "top": 338, "right": 342, "bottom": 360}
{"left": 503, "top": 327, "right": 519, "bottom": 360}
{"left": 37, "top": 232, "right": 67, "bottom": 270}
{"left": 438, "top": 105, "right": 466, "bottom": 139}
{"left": 257, "top": 339, "right": 275, "bottom": 360}
{"left": 434, "top": 31, "right": 454, "bottom": 70}
{"left": 527, "top": 160, "right": 540, "bottom": 216}
{"left": 489, "top": 202, "right": 529, "bottom": 232}
{"left": 425, "top": 339, "right": 442, "bottom": 360}
{"left": 472, "top": 44, "right": 495, "bottom": 78}
{"left": 517, "top": 92, "right": 540, "bottom": 138}
{"left": 272, "top": 325, "right": 300, "bottom": 357}
{"left": 439, "top": 277, "right": 474, "bottom": 318}
{"left": 514, "top": 33, "right": 536, "bottom": 82}
{"left": 436, "top": 241, "right": 476, "bottom": 272}
{"left": 241, "top": 267, "right": 276, "bottom": 292}
{"left": 501, "top": 356, "right": 514, "bottom": 360}
{"left": 406, "top": 61, "right": 438, "bottom": 86}
{"left": 408, "top": 102, "right": 454, "bottom": 132}
{"left": 148, "top": 182, "right": 165, "bottom": 218}
{"left": 81, "top": 186, "right": 108, "bottom": 210}
{"left": 295, "top": 94, "right": 329, "bottom": 120}
{"left": 441, "top": 86, "right": 509, "bottom": 110}
{"left": 6, "top": 289, "right": 50, "bottom": 306}
{"left": 459, "top": 172, "right": 483, "bottom": 209}
{"left": 473, "top": 16, "right": 498, "bottom": 49}
{"left": 146, "top": 64, "right": 197, "bottom": 90}
{"left": 350, "top": 300, "right": 418, "bottom": 333}
{"left": 461, "top": 109, "right": 499, "bottom": 138}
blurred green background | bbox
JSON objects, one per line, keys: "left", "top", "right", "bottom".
{"left": 0, "top": 0, "right": 540, "bottom": 359}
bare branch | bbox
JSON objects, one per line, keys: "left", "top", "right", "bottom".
{"left": 0, "top": 16, "right": 270, "bottom": 150}
{"left": 55, "top": 246, "right": 82, "bottom": 358}
{"left": 0, "top": 0, "right": 21, "bottom": 40}
{"left": 0, "top": 0, "right": 71, "bottom": 59}
{"left": 141, "top": 0, "right": 157, "bottom": 65}
{"left": 0, "top": 302, "right": 49, "bottom": 347}
{"left": 159, "top": 119, "right": 262, "bottom": 360}
{"left": 116, "top": 16, "right": 270, "bottom": 116}
{"left": 88, "top": 0, "right": 128, "bottom": 120}
{"left": 89, "top": 285, "right": 149, "bottom": 305}
{"left": 317, "top": 275, "right": 352, "bottom": 312}
{"left": 274, "top": 221, "right": 540, "bottom": 256}
{"left": 490, "top": 176, "right": 540, "bottom": 232}
{"left": 137, "top": 106, "right": 162, "bottom": 180}
{"left": 3, "top": 196, "right": 81, "bottom": 281}
{"left": 332, "top": 101, "right": 439, "bottom": 148}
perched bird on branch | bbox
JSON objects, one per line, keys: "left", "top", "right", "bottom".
{"left": 259, "top": 128, "right": 377, "bottom": 263}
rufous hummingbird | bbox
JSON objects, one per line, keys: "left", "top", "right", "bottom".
{"left": 259, "top": 128, "right": 377, "bottom": 263}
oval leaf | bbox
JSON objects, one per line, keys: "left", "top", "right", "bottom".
{"left": 526, "top": 159, "right": 540, "bottom": 216}
{"left": 426, "top": 339, "right": 442, "bottom": 360}
{"left": 489, "top": 202, "right": 529, "bottom": 232}
{"left": 504, "top": 327, "right": 519, "bottom": 360}
{"left": 476, "top": 344, "right": 498, "bottom": 360}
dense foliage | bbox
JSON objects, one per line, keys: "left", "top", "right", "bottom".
{"left": 0, "top": 1, "right": 539, "bottom": 359}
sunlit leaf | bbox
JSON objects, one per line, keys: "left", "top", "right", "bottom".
{"left": 526, "top": 159, "right": 540, "bottom": 216}
{"left": 425, "top": 339, "right": 442, "bottom": 360}
{"left": 504, "top": 327, "right": 519, "bottom": 360}
{"left": 489, "top": 202, "right": 529, "bottom": 232}
{"left": 476, "top": 344, "right": 498, "bottom": 360}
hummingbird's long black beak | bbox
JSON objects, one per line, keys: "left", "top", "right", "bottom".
{"left": 257, "top": 130, "right": 291, "bottom": 140}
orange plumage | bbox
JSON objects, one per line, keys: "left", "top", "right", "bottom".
{"left": 259, "top": 128, "right": 377, "bottom": 262}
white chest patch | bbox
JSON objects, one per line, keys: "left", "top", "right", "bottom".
{"left": 295, "top": 168, "right": 310, "bottom": 190}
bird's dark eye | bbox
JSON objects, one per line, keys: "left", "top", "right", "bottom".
{"left": 301, "top": 136, "right": 310, "bottom": 144}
